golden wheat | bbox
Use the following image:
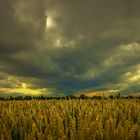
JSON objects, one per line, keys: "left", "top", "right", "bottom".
{"left": 0, "top": 99, "right": 140, "bottom": 140}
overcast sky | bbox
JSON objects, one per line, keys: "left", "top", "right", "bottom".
{"left": 1, "top": 0, "right": 140, "bottom": 96}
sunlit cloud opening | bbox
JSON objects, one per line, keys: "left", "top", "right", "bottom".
{"left": 0, "top": 78, "right": 51, "bottom": 96}
{"left": 74, "top": 89, "right": 119, "bottom": 97}
{"left": 45, "top": 16, "right": 56, "bottom": 30}
{"left": 128, "top": 70, "right": 140, "bottom": 82}
{"left": 21, "top": 83, "right": 27, "bottom": 89}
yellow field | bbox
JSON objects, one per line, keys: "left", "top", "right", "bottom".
{"left": 0, "top": 99, "right": 140, "bottom": 140}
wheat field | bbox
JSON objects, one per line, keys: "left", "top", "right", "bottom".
{"left": 0, "top": 99, "right": 140, "bottom": 140}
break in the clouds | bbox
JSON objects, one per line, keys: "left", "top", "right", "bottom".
{"left": 0, "top": 0, "right": 140, "bottom": 96}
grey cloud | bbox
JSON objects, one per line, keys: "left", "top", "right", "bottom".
{"left": 1, "top": 0, "right": 140, "bottom": 95}
{"left": 0, "top": 0, "right": 46, "bottom": 56}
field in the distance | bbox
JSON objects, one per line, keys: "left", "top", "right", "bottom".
{"left": 0, "top": 99, "right": 140, "bottom": 140}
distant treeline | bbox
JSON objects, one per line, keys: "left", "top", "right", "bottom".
{"left": 0, "top": 94, "right": 140, "bottom": 100}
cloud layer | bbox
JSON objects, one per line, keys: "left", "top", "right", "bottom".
{"left": 1, "top": 0, "right": 140, "bottom": 96}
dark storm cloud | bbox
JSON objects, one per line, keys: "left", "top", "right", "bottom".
{"left": 1, "top": 0, "right": 140, "bottom": 95}
{"left": 0, "top": 0, "right": 46, "bottom": 56}
{"left": 47, "top": 0, "right": 140, "bottom": 41}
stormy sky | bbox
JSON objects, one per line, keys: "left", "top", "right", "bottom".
{"left": 1, "top": 0, "right": 140, "bottom": 96}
